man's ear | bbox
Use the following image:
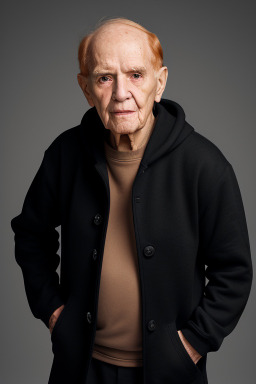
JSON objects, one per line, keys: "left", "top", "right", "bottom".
{"left": 154, "top": 66, "right": 168, "bottom": 103}
{"left": 77, "top": 74, "right": 95, "bottom": 107}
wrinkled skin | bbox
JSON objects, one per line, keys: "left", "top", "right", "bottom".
{"left": 77, "top": 23, "right": 168, "bottom": 151}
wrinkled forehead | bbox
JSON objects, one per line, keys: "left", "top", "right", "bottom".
{"left": 88, "top": 24, "right": 154, "bottom": 72}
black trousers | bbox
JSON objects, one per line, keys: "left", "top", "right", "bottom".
{"left": 86, "top": 357, "right": 143, "bottom": 384}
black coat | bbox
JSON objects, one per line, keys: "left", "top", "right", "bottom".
{"left": 11, "top": 98, "right": 253, "bottom": 384}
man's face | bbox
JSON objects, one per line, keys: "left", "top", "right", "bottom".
{"left": 77, "top": 24, "right": 167, "bottom": 137}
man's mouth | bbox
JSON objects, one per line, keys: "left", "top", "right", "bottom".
{"left": 111, "top": 111, "right": 135, "bottom": 116}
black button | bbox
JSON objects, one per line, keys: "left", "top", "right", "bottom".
{"left": 87, "top": 312, "right": 92, "bottom": 324}
{"left": 94, "top": 213, "right": 103, "bottom": 225}
{"left": 147, "top": 320, "right": 156, "bottom": 331}
{"left": 143, "top": 245, "right": 155, "bottom": 257}
{"left": 135, "top": 196, "right": 141, "bottom": 203}
{"left": 92, "top": 249, "right": 98, "bottom": 260}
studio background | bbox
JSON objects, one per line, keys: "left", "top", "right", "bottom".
{"left": 2, "top": 1, "right": 255, "bottom": 383}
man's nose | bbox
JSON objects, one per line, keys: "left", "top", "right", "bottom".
{"left": 112, "top": 77, "right": 131, "bottom": 101}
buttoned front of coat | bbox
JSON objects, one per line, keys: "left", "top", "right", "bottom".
{"left": 11, "top": 99, "right": 253, "bottom": 384}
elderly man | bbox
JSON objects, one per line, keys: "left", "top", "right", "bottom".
{"left": 11, "top": 17, "right": 252, "bottom": 384}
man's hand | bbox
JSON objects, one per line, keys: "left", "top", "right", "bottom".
{"left": 49, "top": 305, "right": 65, "bottom": 335}
{"left": 177, "top": 330, "right": 202, "bottom": 364}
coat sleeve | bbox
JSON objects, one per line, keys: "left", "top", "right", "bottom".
{"left": 180, "top": 163, "right": 253, "bottom": 356}
{"left": 10, "top": 145, "right": 65, "bottom": 329}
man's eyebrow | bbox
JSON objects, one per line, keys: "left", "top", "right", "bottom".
{"left": 91, "top": 70, "right": 110, "bottom": 77}
{"left": 130, "top": 66, "right": 147, "bottom": 73}
{"left": 92, "top": 66, "right": 147, "bottom": 77}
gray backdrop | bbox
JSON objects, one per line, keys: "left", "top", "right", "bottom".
{"left": 2, "top": 0, "right": 255, "bottom": 383}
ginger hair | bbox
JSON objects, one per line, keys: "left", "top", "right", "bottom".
{"left": 78, "top": 17, "right": 164, "bottom": 77}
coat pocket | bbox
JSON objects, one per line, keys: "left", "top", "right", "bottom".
{"left": 50, "top": 297, "right": 90, "bottom": 360}
{"left": 167, "top": 321, "right": 202, "bottom": 378}
{"left": 147, "top": 320, "right": 203, "bottom": 384}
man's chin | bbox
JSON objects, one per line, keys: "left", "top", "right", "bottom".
{"left": 107, "top": 123, "right": 140, "bottom": 135}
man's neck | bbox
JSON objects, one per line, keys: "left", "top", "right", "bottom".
{"left": 107, "top": 113, "right": 156, "bottom": 151}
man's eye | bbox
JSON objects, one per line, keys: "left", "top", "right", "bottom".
{"left": 132, "top": 73, "right": 142, "bottom": 79}
{"left": 99, "top": 76, "right": 110, "bottom": 83}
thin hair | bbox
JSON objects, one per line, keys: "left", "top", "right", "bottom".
{"left": 78, "top": 17, "right": 164, "bottom": 77}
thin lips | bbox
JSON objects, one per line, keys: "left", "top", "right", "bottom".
{"left": 111, "top": 110, "right": 135, "bottom": 113}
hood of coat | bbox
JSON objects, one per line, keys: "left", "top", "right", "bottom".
{"left": 79, "top": 98, "right": 195, "bottom": 167}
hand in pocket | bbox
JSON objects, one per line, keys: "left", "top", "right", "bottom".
{"left": 177, "top": 330, "right": 202, "bottom": 365}
{"left": 49, "top": 305, "right": 65, "bottom": 335}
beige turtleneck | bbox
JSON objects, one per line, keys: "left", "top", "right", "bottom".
{"left": 91, "top": 120, "right": 156, "bottom": 367}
